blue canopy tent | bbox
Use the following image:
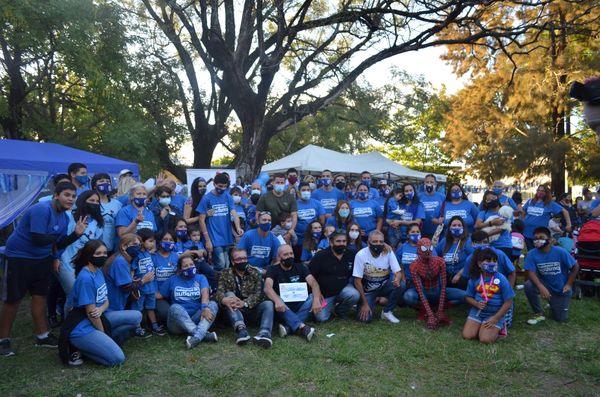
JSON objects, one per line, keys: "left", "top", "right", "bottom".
{"left": 0, "top": 139, "right": 139, "bottom": 228}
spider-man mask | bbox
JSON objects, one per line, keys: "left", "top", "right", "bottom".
{"left": 417, "top": 238, "right": 434, "bottom": 259}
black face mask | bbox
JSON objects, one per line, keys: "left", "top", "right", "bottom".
{"left": 90, "top": 255, "right": 108, "bottom": 268}
{"left": 234, "top": 262, "right": 248, "bottom": 273}
{"left": 370, "top": 244, "right": 384, "bottom": 256}
{"left": 335, "top": 181, "right": 346, "bottom": 191}
{"left": 486, "top": 199, "right": 500, "bottom": 209}
{"left": 332, "top": 245, "right": 346, "bottom": 255}
{"left": 282, "top": 257, "right": 294, "bottom": 268}
{"left": 250, "top": 193, "right": 260, "bottom": 205}
{"left": 85, "top": 202, "right": 101, "bottom": 218}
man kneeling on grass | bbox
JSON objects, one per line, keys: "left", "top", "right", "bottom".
{"left": 216, "top": 248, "right": 274, "bottom": 348}
{"left": 264, "top": 244, "right": 321, "bottom": 342}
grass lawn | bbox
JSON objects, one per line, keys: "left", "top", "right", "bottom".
{"left": 1, "top": 290, "right": 599, "bottom": 397}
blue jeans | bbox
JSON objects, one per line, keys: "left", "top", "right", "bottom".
{"left": 70, "top": 330, "right": 125, "bottom": 367}
{"left": 212, "top": 246, "right": 230, "bottom": 271}
{"left": 104, "top": 310, "right": 142, "bottom": 345}
{"left": 359, "top": 281, "right": 404, "bottom": 322}
{"left": 404, "top": 286, "right": 466, "bottom": 307}
{"left": 224, "top": 293, "right": 273, "bottom": 336}
{"left": 387, "top": 228, "right": 402, "bottom": 250}
{"left": 524, "top": 280, "right": 571, "bottom": 322}
{"left": 314, "top": 284, "right": 360, "bottom": 322}
{"left": 277, "top": 294, "right": 313, "bottom": 332}
{"left": 167, "top": 301, "right": 219, "bottom": 340}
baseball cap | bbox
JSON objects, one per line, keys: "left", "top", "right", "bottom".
{"left": 119, "top": 169, "right": 134, "bottom": 178}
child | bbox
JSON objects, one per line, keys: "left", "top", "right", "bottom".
{"left": 317, "top": 225, "right": 336, "bottom": 250}
{"left": 463, "top": 248, "right": 515, "bottom": 344}
{"left": 271, "top": 212, "right": 298, "bottom": 245}
{"left": 132, "top": 228, "right": 166, "bottom": 337}
{"left": 347, "top": 222, "right": 366, "bottom": 252}
{"left": 230, "top": 187, "right": 247, "bottom": 231}
{"left": 557, "top": 231, "right": 575, "bottom": 253}
{"left": 186, "top": 225, "right": 215, "bottom": 292}
{"left": 300, "top": 221, "right": 322, "bottom": 262}
{"left": 548, "top": 215, "right": 563, "bottom": 241}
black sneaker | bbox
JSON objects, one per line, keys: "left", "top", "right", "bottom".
{"left": 299, "top": 325, "right": 315, "bottom": 342}
{"left": 235, "top": 327, "right": 251, "bottom": 345}
{"left": 252, "top": 335, "right": 273, "bottom": 349}
{"left": 0, "top": 339, "right": 15, "bottom": 356}
{"left": 203, "top": 331, "right": 218, "bottom": 343}
{"left": 152, "top": 324, "right": 166, "bottom": 337}
{"left": 68, "top": 351, "right": 84, "bottom": 366}
{"left": 35, "top": 334, "right": 58, "bottom": 348}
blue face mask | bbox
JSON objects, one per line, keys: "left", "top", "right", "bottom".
{"left": 357, "top": 192, "right": 368, "bottom": 200}
{"left": 425, "top": 184, "right": 434, "bottom": 193}
{"left": 451, "top": 191, "right": 462, "bottom": 200}
{"left": 182, "top": 267, "right": 196, "bottom": 279}
{"left": 339, "top": 209, "right": 350, "bottom": 218}
{"left": 273, "top": 184, "right": 285, "bottom": 193}
{"left": 472, "top": 243, "right": 489, "bottom": 250}
{"left": 96, "top": 183, "right": 111, "bottom": 195}
{"left": 409, "top": 233, "right": 421, "bottom": 243}
{"left": 450, "top": 227, "right": 463, "bottom": 236}
{"left": 312, "top": 231, "right": 322, "bottom": 240}
{"left": 176, "top": 230, "right": 188, "bottom": 240}
{"left": 345, "top": 192, "right": 354, "bottom": 200}
{"left": 301, "top": 191, "right": 311, "bottom": 200}
{"left": 161, "top": 241, "right": 175, "bottom": 252}
{"left": 481, "top": 262, "right": 498, "bottom": 274}
{"left": 126, "top": 245, "right": 141, "bottom": 259}
{"left": 321, "top": 178, "right": 331, "bottom": 187}
{"left": 215, "top": 187, "right": 226, "bottom": 195}
{"left": 362, "top": 179, "right": 371, "bottom": 187}
{"left": 382, "top": 188, "right": 390, "bottom": 197}
{"left": 133, "top": 197, "right": 146, "bottom": 207}
{"left": 405, "top": 192, "right": 414, "bottom": 200}
{"left": 75, "top": 175, "right": 89, "bottom": 185}
{"left": 492, "top": 187, "right": 503, "bottom": 195}
{"left": 259, "top": 222, "right": 271, "bottom": 232}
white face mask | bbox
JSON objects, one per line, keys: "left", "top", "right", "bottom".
{"left": 309, "top": 183, "right": 316, "bottom": 190}
{"left": 233, "top": 195, "right": 242, "bottom": 204}
{"left": 251, "top": 189, "right": 261, "bottom": 196}
{"left": 349, "top": 231, "right": 360, "bottom": 240}
{"left": 284, "top": 221, "right": 293, "bottom": 230}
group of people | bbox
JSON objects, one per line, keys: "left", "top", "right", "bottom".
{"left": 1, "top": 164, "right": 597, "bottom": 366}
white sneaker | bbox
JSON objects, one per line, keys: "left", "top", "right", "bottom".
{"left": 381, "top": 310, "right": 400, "bottom": 324}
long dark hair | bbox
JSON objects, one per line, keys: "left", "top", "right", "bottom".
{"left": 443, "top": 216, "right": 468, "bottom": 254}
{"left": 190, "top": 177, "right": 207, "bottom": 217}
{"left": 481, "top": 190, "right": 500, "bottom": 211}
{"left": 73, "top": 190, "right": 104, "bottom": 227}
{"left": 400, "top": 183, "right": 420, "bottom": 205}
{"left": 333, "top": 200, "right": 352, "bottom": 229}
{"left": 445, "top": 182, "right": 468, "bottom": 202}
{"left": 73, "top": 240, "right": 107, "bottom": 276}
{"left": 303, "top": 220, "right": 322, "bottom": 251}
{"left": 468, "top": 247, "right": 498, "bottom": 279}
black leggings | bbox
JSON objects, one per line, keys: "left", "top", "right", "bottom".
{"left": 47, "top": 272, "right": 66, "bottom": 317}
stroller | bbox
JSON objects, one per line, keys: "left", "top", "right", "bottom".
{"left": 574, "top": 220, "right": 600, "bottom": 298}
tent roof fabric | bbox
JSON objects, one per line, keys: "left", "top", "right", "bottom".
{"left": 261, "top": 144, "right": 446, "bottom": 181}
{"left": 0, "top": 139, "right": 139, "bottom": 176}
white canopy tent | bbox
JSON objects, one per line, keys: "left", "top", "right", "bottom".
{"left": 261, "top": 144, "right": 446, "bottom": 182}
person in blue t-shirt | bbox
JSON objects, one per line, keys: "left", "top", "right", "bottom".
{"left": 312, "top": 169, "right": 345, "bottom": 218}
{"left": 326, "top": 200, "right": 353, "bottom": 232}
{"left": 351, "top": 183, "right": 383, "bottom": 237}
{"left": 68, "top": 162, "right": 89, "bottom": 197}
{"left": 300, "top": 221, "right": 323, "bottom": 263}
{"left": 359, "top": 171, "right": 380, "bottom": 200}
{"left": 395, "top": 224, "right": 427, "bottom": 282}
{"left": 150, "top": 185, "right": 181, "bottom": 237}
{"left": 346, "top": 222, "right": 367, "bottom": 252}
{"left": 91, "top": 173, "right": 122, "bottom": 254}
{"left": 443, "top": 183, "right": 480, "bottom": 234}
{"left": 158, "top": 255, "right": 219, "bottom": 349}
{"left": 461, "top": 231, "right": 516, "bottom": 285}
{"left": 1, "top": 182, "right": 83, "bottom": 356}
{"left": 197, "top": 173, "right": 244, "bottom": 270}
{"left": 115, "top": 184, "right": 157, "bottom": 237}
{"left": 295, "top": 182, "right": 326, "bottom": 248}
{"left": 475, "top": 191, "right": 513, "bottom": 257}
{"left": 462, "top": 248, "right": 515, "bottom": 344}
{"left": 237, "top": 212, "right": 281, "bottom": 272}
{"left": 64, "top": 240, "right": 141, "bottom": 366}
{"left": 420, "top": 174, "right": 445, "bottom": 238}
{"left": 522, "top": 185, "right": 571, "bottom": 250}
{"left": 384, "top": 188, "right": 404, "bottom": 248}
{"left": 523, "top": 227, "right": 579, "bottom": 325}
{"left": 230, "top": 187, "right": 248, "bottom": 231}
{"left": 435, "top": 216, "right": 473, "bottom": 290}
{"left": 387, "top": 184, "right": 425, "bottom": 248}
{"left": 479, "top": 181, "right": 519, "bottom": 212}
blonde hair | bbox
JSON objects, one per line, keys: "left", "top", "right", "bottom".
{"left": 117, "top": 176, "right": 137, "bottom": 197}
{"left": 128, "top": 183, "right": 147, "bottom": 200}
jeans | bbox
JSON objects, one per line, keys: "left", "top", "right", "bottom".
{"left": 104, "top": 310, "right": 142, "bottom": 345}
{"left": 387, "top": 228, "right": 402, "bottom": 250}
{"left": 57, "top": 260, "right": 76, "bottom": 296}
{"left": 223, "top": 293, "right": 273, "bottom": 336}
{"left": 277, "top": 294, "right": 313, "bottom": 332}
{"left": 167, "top": 301, "right": 219, "bottom": 340}
{"left": 404, "top": 286, "right": 466, "bottom": 307}
{"left": 212, "top": 246, "right": 230, "bottom": 271}
{"left": 359, "top": 281, "right": 404, "bottom": 322}
{"left": 196, "top": 259, "right": 217, "bottom": 292}
{"left": 314, "top": 284, "right": 360, "bottom": 322}
{"left": 70, "top": 330, "right": 125, "bottom": 367}
{"left": 524, "top": 280, "right": 571, "bottom": 322}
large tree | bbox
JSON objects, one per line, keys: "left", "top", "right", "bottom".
{"left": 137, "top": 0, "right": 568, "bottom": 180}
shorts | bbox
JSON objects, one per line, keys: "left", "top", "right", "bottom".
{"left": 131, "top": 293, "right": 157, "bottom": 311}
{"left": 467, "top": 306, "right": 505, "bottom": 330}
{"left": 2, "top": 256, "right": 53, "bottom": 303}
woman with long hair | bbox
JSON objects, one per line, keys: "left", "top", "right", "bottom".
{"left": 522, "top": 184, "right": 571, "bottom": 249}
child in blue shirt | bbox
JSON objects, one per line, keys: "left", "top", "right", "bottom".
{"left": 317, "top": 225, "right": 336, "bottom": 250}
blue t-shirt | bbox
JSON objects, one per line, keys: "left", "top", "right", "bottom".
{"left": 311, "top": 188, "right": 344, "bottom": 215}
{"left": 234, "top": 203, "right": 247, "bottom": 230}
{"left": 436, "top": 238, "right": 474, "bottom": 275}
{"left": 237, "top": 229, "right": 281, "bottom": 269}
{"left": 105, "top": 255, "right": 132, "bottom": 311}
{"left": 589, "top": 199, "right": 600, "bottom": 220}
{"left": 115, "top": 204, "right": 156, "bottom": 233}
{"left": 443, "top": 200, "right": 480, "bottom": 233}
{"left": 197, "top": 191, "right": 234, "bottom": 247}
{"left": 170, "top": 194, "right": 187, "bottom": 213}
{"left": 100, "top": 199, "right": 122, "bottom": 251}
{"left": 159, "top": 274, "right": 209, "bottom": 316}
{"left": 376, "top": 197, "right": 386, "bottom": 215}
{"left": 522, "top": 199, "right": 564, "bottom": 239}
{"left": 317, "top": 239, "right": 330, "bottom": 250}
{"left": 117, "top": 194, "right": 129, "bottom": 206}
{"left": 132, "top": 251, "right": 156, "bottom": 294}
{"left": 466, "top": 272, "right": 515, "bottom": 309}
{"left": 69, "top": 268, "right": 108, "bottom": 338}
{"left": 420, "top": 192, "right": 445, "bottom": 236}
{"left": 60, "top": 215, "right": 102, "bottom": 272}
{"left": 462, "top": 247, "right": 515, "bottom": 279}
{"left": 151, "top": 251, "right": 180, "bottom": 290}
{"left": 5, "top": 201, "right": 70, "bottom": 259}
{"left": 368, "top": 187, "right": 380, "bottom": 200}
{"left": 350, "top": 199, "right": 382, "bottom": 234}
{"left": 174, "top": 240, "right": 205, "bottom": 256}
{"left": 325, "top": 215, "right": 349, "bottom": 232}
{"left": 301, "top": 247, "right": 318, "bottom": 262}
{"left": 395, "top": 242, "right": 418, "bottom": 281}
{"left": 523, "top": 246, "right": 576, "bottom": 295}
{"left": 393, "top": 201, "right": 426, "bottom": 240}
{"left": 478, "top": 195, "right": 518, "bottom": 211}
{"left": 348, "top": 241, "right": 366, "bottom": 253}
{"left": 295, "top": 199, "right": 325, "bottom": 245}
{"left": 477, "top": 210, "right": 512, "bottom": 249}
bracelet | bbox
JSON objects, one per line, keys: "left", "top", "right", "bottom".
{"left": 200, "top": 303, "right": 208, "bottom": 310}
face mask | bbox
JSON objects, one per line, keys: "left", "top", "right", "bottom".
{"left": 487, "top": 199, "right": 500, "bottom": 208}
{"left": 251, "top": 189, "right": 261, "bottom": 196}
{"left": 312, "top": 231, "right": 322, "bottom": 240}
{"left": 233, "top": 195, "right": 242, "bottom": 204}
{"left": 75, "top": 175, "right": 89, "bottom": 185}
{"left": 259, "top": 222, "right": 271, "bottom": 232}
{"left": 339, "top": 209, "right": 350, "bottom": 218}
{"left": 198, "top": 187, "right": 207, "bottom": 196}
{"left": 85, "top": 202, "right": 101, "bottom": 217}
{"left": 492, "top": 187, "right": 503, "bottom": 195}
{"left": 215, "top": 187, "right": 226, "bottom": 195}
{"left": 425, "top": 184, "right": 434, "bottom": 193}
{"left": 159, "top": 197, "right": 171, "bottom": 207}
{"left": 300, "top": 191, "right": 311, "bottom": 200}
{"left": 335, "top": 182, "right": 346, "bottom": 190}
{"left": 274, "top": 184, "right": 285, "bottom": 193}
{"left": 332, "top": 245, "right": 346, "bottom": 255}
{"left": 451, "top": 191, "right": 462, "bottom": 200}
{"left": 321, "top": 178, "right": 331, "bottom": 187}
{"left": 266, "top": 185, "right": 274, "bottom": 192}
{"left": 370, "top": 244, "right": 384, "bottom": 256}
{"left": 481, "top": 262, "right": 498, "bottom": 274}
{"left": 89, "top": 255, "right": 108, "bottom": 268}
{"left": 536, "top": 192, "right": 546, "bottom": 200}
{"left": 282, "top": 257, "right": 294, "bottom": 268}
{"left": 288, "top": 175, "right": 298, "bottom": 185}
{"left": 176, "top": 230, "right": 188, "bottom": 240}
{"left": 345, "top": 192, "right": 354, "bottom": 200}
{"left": 309, "top": 183, "right": 316, "bottom": 190}
{"left": 409, "top": 233, "right": 421, "bottom": 243}
{"left": 362, "top": 179, "right": 371, "bottom": 187}
{"left": 533, "top": 239, "right": 549, "bottom": 249}
{"left": 234, "top": 261, "right": 248, "bottom": 272}
{"left": 182, "top": 267, "right": 196, "bottom": 279}
{"left": 450, "top": 227, "right": 463, "bottom": 237}
{"left": 349, "top": 231, "right": 360, "bottom": 240}
{"left": 250, "top": 193, "right": 260, "bottom": 205}
{"left": 472, "top": 243, "right": 489, "bottom": 250}
{"left": 357, "top": 192, "right": 368, "bottom": 200}
{"left": 283, "top": 221, "right": 292, "bottom": 230}
{"left": 96, "top": 183, "right": 111, "bottom": 195}
{"left": 133, "top": 197, "right": 146, "bottom": 207}
{"left": 405, "top": 192, "right": 414, "bottom": 200}
{"left": 126, "top": 245, "right": 141, "bottom": 259}
{"left": 161, "top": 241, "right": 175, "bottom": 252}
{"left": 382, "top": 188, "right": 390, "bottom": 197}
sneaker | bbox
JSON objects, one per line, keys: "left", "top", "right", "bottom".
{"left": 0, "top": 339, "right": 15, "bottom": 357}
{"left": 527, "top": 314, "right": 546, "bottom": 325}
{"left": 203, "top": 331, "right": 218, "bottom": 343}
{"left": 68, "top": 351, "right": 84, "bottom": 366}
{"left": 35, "top": 334, "right": 58, "bottom": 348}
{"left": 278, "top": 324, "right": 291, "bottom": 338}
{"left": 381, "top": 310, "right": 400, "bottom": 324}
{"left": 235, "top": 327, "right": 251, "bottom": 345}
{"left": 299, "top": 325, "right": 315, "bottom": 342}
{"left": 134, "top": 328, "right": 152, "bottom": 339}
{"left": 186, "top": 336, "right": 201, "bottom": 349}
{"left": 253, "top": 335, "right": 273, "bottom": 349}
{"left": 152, "top": 324, "right": 166, "bottom": 337}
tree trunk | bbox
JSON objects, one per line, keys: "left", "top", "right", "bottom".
{"left": 550, "top": 107, "right": 566, "bottom": 196}
{"left": 235, "top": 115, "right": 271, "bottom": 182}
{"left": 191, "top": 126, "right": 219, "bottom": 169}
{"left": 1, "top": 54, "right": 27, "bottom": 140}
